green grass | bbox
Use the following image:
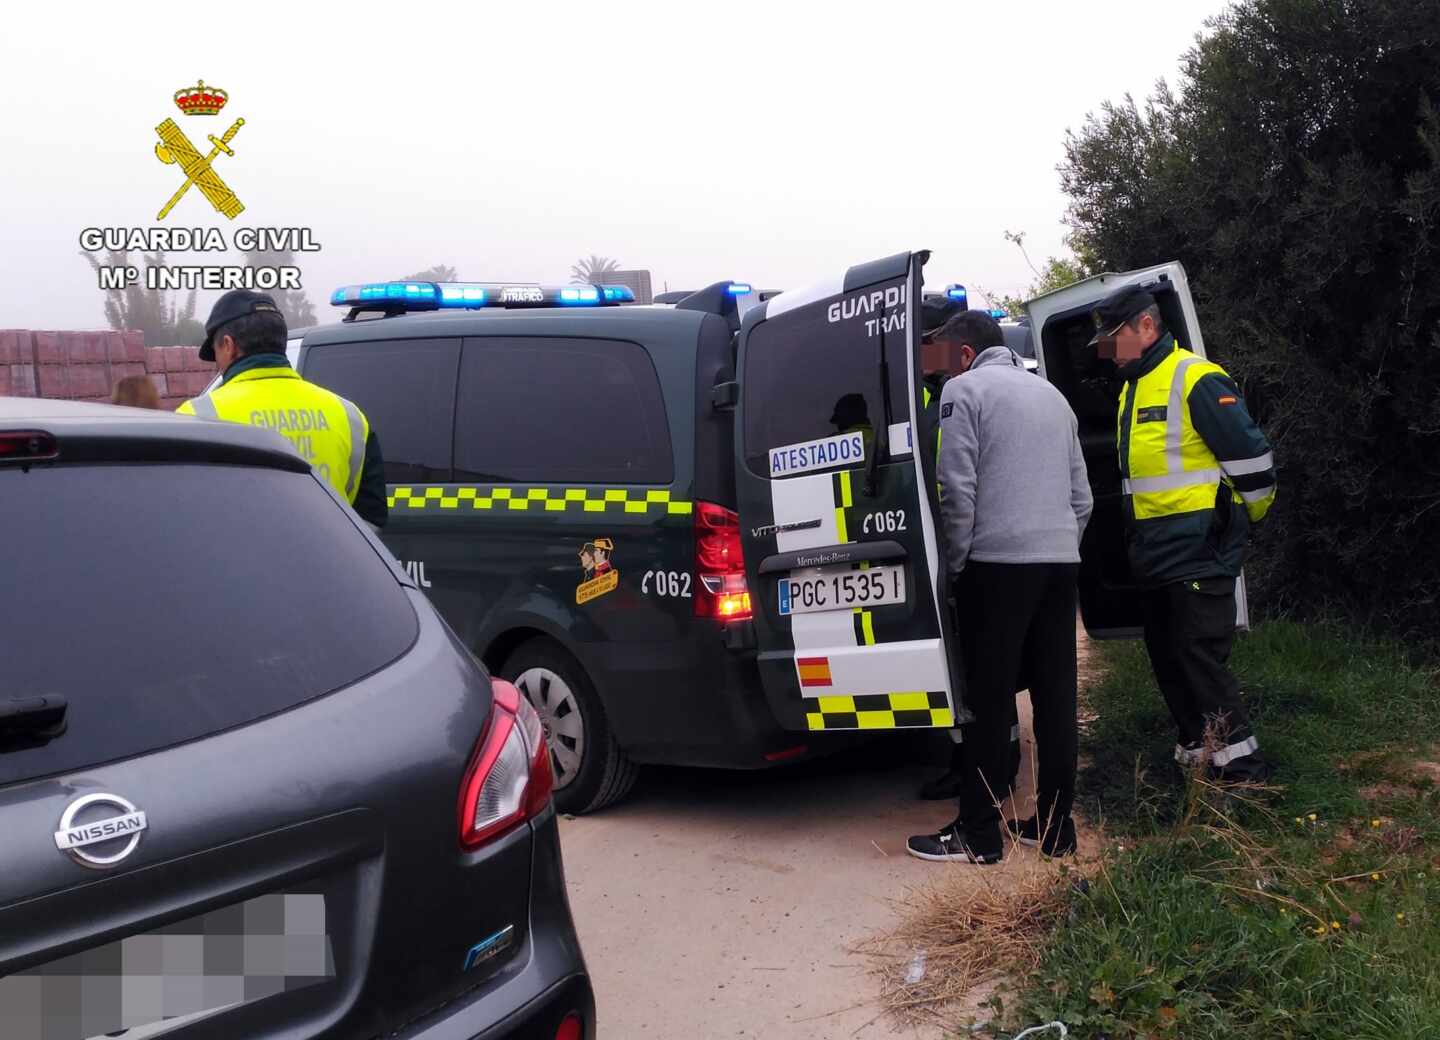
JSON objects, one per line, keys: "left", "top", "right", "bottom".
{"left": 997, "top": 621, "right": 1440, "bottom": 1039}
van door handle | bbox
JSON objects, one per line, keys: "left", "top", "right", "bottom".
{"left": 757, "top": 540, "right": 907, "bottom": 574}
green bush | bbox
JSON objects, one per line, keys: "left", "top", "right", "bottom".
{"left": 1060, "top": 0, "right": 1440, "bottom": 641}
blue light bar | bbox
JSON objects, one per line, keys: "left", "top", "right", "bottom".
{"left": 989, "top": 307, "right": 1007, "bottom": 319}
{"left": 727, "top": 283, "right": 753, "bottom": 296}
{"left": 330, "top": 282, "right": 439, "bottom": 309}
{"left": 330, "top": 280, "right": 633, "bottom": 313}
{"left": 945, "top": 283, "right": 968, "bottom": 305}
{"left": 438, "top": 283, "right": 487, "bottom": 307}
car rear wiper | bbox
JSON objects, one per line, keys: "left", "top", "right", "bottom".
{"left": 0, "top": 695, "right": 69, "bottom": 747}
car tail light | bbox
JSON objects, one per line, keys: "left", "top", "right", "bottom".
{"left": 694, "top": 501, "right": 752, "bottom": 621}
{"left": 0, "top": 430, "right": 58, "bottom": 464}
{"left": 458, "top": 680, "right": 554, "bottom": 850}
{"left": 555, "top": 1013, "right": 583, "bottom": 1040}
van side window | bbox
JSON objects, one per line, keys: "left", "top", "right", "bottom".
{"left": 303, "top": 338, "right": 459, "bottom": 482}
{"left": 454, "top": 337, "right": 673, "bottom": 485}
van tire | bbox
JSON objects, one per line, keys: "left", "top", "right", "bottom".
{"left": 501, "top": 639, "right": 638, "bottom": 814}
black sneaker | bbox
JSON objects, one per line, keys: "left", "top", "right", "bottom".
{"left": 906, "top": 825, "right": 1002, "bottom": 864}
{"left": 1006, "top": 815, "right": 1078, "bottom": 857}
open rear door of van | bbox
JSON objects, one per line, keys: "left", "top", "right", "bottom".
{"left": 733, "top": 251, "right": 963, "bottom": 733}
{"left": 1025, "top": 260, "right": 1250, "bottom": 637}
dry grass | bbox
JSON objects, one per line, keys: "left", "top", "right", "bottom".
{"left": 854, "top": 755, "right": 1095, "bottom": 1033}
{"left": 857, "top": 720, "right": 1279, "bottom": 1032}
{"left": 854, "top": 624, "right": 1109, "bottom": 1031}
{"left": 855, "top": 859, "right": 1075, "bottom": 1031}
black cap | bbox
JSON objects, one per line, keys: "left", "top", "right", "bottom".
{"left": 920, "top": 294, "right": 965, "bottom": 340}
{"left": 200, "top": 289, "right": 284, "bottom": 361}
{"left": 1086, "top": 285, "right": 1157, "bottom": 346}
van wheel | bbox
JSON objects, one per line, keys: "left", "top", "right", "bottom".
{"left": 501, "top": 639, "right": 638, "bottom": 814}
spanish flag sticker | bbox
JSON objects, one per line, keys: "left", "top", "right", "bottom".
{"left": 796, "top": 656, "right": 833, "bottom": 688}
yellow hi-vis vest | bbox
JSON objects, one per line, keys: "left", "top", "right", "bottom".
{"left": 1120, "top": 346, "right": 1229, "bottom": 521}
{"left": 178, "top": 366, "right": 369, "bottom": 503}
{"left": 923, "top": 384, "right": 942, "bottom": 492}
{"left": 1118, "top": 340, "right": 1275, "bottom": 584}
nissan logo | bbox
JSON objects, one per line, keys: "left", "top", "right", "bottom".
{"left": 53, "top": 793, "right": 148, "bottom": 869}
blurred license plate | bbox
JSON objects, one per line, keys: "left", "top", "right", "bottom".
{"left": 778, "top": 565, "right": 905, "bottom": 616}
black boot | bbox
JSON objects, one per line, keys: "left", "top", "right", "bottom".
{"left": 1209, "top": 752, "right": 1274, "bottom": 784}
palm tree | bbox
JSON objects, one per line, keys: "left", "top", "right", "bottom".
{"left": 570, "top": 254, "right": 621, "bottom": 283}
{"left": 399, "top": 264, "right": 459, "bottom": 283}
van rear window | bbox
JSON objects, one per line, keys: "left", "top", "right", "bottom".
{"left": 0, "top": 464, "right": 418, "bottom": 786}
{"left": 743, "top": 294, "right": 909, "bottom": 477}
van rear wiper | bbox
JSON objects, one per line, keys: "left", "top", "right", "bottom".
{"left": 0, "top": 695, "right": 69, "bottom": 745}
{"left": 864, "top": 303, "right": 895, "bottom": 497}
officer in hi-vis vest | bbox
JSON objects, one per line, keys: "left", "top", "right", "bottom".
{"left": 1091, "top": 285, "right": 1275, "bottom": 782}
{"left": 178, "top": 290, "right": 388, "bottom": 529}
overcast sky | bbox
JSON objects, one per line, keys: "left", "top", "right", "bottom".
{"left": 0, "top": 1, "right": 1230, "bottom": 330}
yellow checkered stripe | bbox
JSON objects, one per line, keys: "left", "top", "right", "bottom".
{"left": 387, "top": 485, "right": 693, "bottom": 515}
{"left": 805, "top": 692, "right": 953, "bottom": 731}
{"left": 832, "top": 469, "right": 854, "bottom": 542}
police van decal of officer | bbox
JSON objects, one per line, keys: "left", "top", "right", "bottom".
{"left": 576, "top": 538, "right": 619, "bottom": 604}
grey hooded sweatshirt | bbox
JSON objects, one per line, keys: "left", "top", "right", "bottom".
{"left": 936, "top": 346, "right": 1092, "bottom": 574}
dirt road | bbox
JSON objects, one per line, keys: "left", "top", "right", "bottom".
{"left": 559, "top": 689, "right": 1099, "bottom": 1037}
{"left": 558, "top": 734, "right": 957, "bottom": 1038}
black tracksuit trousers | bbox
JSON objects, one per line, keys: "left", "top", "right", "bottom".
{"left": 951, "top": 562, "right": 1079, "bottom": 849}
{"left": 1142, "top": 577, "right": 1266, "bottom": 775}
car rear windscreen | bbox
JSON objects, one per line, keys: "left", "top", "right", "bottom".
{"left": 0, "top": 463, "right": 419, "bottom": 786}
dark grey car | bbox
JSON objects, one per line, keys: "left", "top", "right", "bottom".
{"left": 0, "top": 399, "right": 594, "bottom": 1040}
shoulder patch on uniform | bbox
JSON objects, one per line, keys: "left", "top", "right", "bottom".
{"left": 1218, "top": 395, "right": 1237, "bottom": 405}
{"left": 940, "top": 402, "right": 953, "bottom": 418}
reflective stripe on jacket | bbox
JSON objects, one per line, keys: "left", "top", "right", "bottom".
{"left": 178, "top": 365, "right": 370, "bottom": 503}
{"left": 921, "top": 373, "right": 949, "bottom": 494}
{"left": 1118, "top": 334, "right": 1276, "bottom": 585}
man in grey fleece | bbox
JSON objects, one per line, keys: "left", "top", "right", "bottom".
{"left": 907, "top": 311, "right": 1092, "bottom": 864}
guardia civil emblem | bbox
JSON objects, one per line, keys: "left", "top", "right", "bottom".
{"left": 154, "top": 79, "right": 245, "bottom": 220}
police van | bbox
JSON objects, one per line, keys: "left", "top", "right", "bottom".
{"left": 291, "top": 278, "right": 862, "bottom": 814}
{"left": 286, "top": 255, "right": 1237, "bottom": 813}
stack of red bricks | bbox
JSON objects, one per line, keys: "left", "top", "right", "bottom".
{"left": 0, "top": 330, "right": 214, "bottom": 410}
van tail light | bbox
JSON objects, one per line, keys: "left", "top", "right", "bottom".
{"left": 694, "top": 501, "right": 752, "bottom": 621}
{"left": 458, "top": 680, "right": 554, "bottom": 850}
